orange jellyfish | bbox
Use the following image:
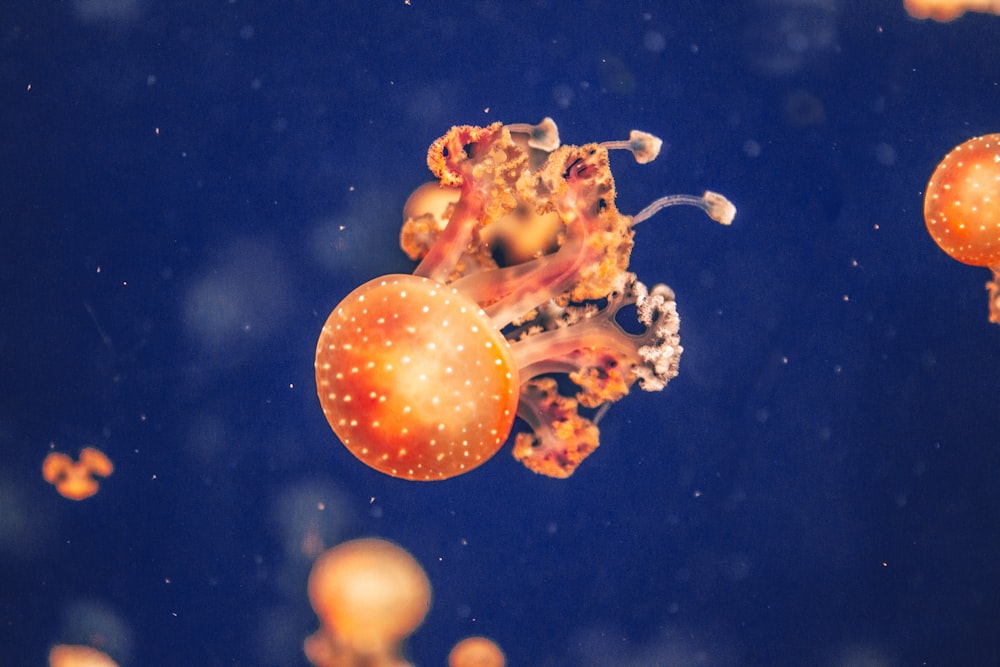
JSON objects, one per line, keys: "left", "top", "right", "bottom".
{"left": 304, "top": 538, "right": 431, "bottom": 667}
{"left": 48, "top": 644, "right": 119, "bottom": 667}
{"left": 923, "top": 133, "right": 1000, "bottom": 323}
{"left": 42, "top": 447, "right": 114, "bottom": 500}
{"left": 448, "top": 636, "right": 506, "bottom": 667}
{"left": 316, "top": 119, "right": 734, "bottom": 480}
{"left": 903, "top": 0, "right": 1000, "bottom": 21}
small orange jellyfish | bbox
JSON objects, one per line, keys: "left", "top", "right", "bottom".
{"left": 923, "top": 133, "right": 1000, "bottom": 323}
{"left": 904, "top": 0, "right": 1000, "bottom": 21}
{"left": 448, "top": 636, "right": 506, "bottom": 667}
{"left": 304, "top": 538, "right": 431, "bottom": 667}
{"left": 42, "top": 447, "right": 114, "bottom": 500}
{"left": 48, "top": 644, "right": 119, "bottom": 667}
{"left": 316, "top": 119, "right": 735, "bottom": 480}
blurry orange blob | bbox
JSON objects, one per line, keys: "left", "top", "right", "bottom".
{"left": 448, "top": 636, "right": 506, "bottom": 667}
{"left": 306, "top": 538, "right": 431, "bottom": 663}
{"left": 904, "top": 0, "right": 1000, "bottom": 20}
{"left": 42, "top": 447, "right": 114, "bottom": 500}
{"left": 48, "top": 644, "right": 119, "bottom": 667}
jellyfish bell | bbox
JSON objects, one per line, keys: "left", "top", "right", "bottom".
{"left": 923, "top": 133, "right": 1000, "bottom": 323}
{"left": 448, "top": 636, "right": 506, "bottom": 667}
{"left": 904, "top": 0, "right": 1000, "bottom": 21}
{"left": 924, "top": 133, "right": 1000, "bottom": 268}
{"left": 315, "top": 274, "right": 520, "bottom": 481}
{"left": 48, "top": 644, "right": 119, "bottom": 667}
{"left": 307, "top": 538, "right": 431, "bottom": 656}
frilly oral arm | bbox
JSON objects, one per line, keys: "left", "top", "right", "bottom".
{"left": 509, "top": 274, "right": 682, "bottom": 404}
{"left": 512, "top": 377, "right": 600, "bottom": 478}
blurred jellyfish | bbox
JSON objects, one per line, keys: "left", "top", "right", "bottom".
{"left": 743, "top": 0, "right": 839, "bottom": 77}
{"left": 784, "top": 90, "right": 827, "bottom": 127}
{"left": 49, "top": 644, "right": 119, "bottom": 667}
{"left": 304, "top": 538, "right": 431, "bottom": 666}
{"left": 308, "top": 189, "right": 408, "bottom": 280}
{"left": 72, "top": 0, "right": 141, "bottom": 25}
{"left": 182, "top": 411, "right": 229, "bottom": 466}
{"left": 404, "top": 83, "right": 456, "bottom": 127}
{"left": 551, "top": 84, "right": 574, "bottom": 110}
{"left": 42, "top": 447, "right": 113, "bottom": 501}
{"left": 56, "top": 600, "right": 132, "bottom": 667}
{"left": 597, "top": 53, "right": 637, "bottom": 94}
{"left": 569, "top": 623, "right": 736, "bottom": 667}
{"left": 254, "top": 481, "right": 356, "bottom": 663}
{"left": 904, "top": 0, "right": 1000, "bottom": 20}
{"left": 0, "top": 473, "right": 56, "bottom": 559}
{"left": 271, "top": 480, "right": 354, "bottom": 565}
{"left": 448, "top": 636, "right": 506, "bottom": 667}
{"left": 182, "top": 238, "right": 292, "bottom": 355}
{"left": 643, "top": 30, "right": 667, "bottom": 53}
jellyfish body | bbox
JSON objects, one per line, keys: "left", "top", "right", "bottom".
{"left": 316, "top": 275, "right": 519, "bottom": 481}
{"left": 305, "top": 538, "right": 430, "bottom": 665}
{"left": 904, "top": 0, "right": 1000, "bottom": 21}
{"left": 42, "top": 447, "right": 113, "bottom": 500}
{"left": 924, "top": 133, "right": 1000, "bottom": 323}
{"left": 316, "top": 120, "right": 733, "bottom": 479}
{"left": 48, "top": 644, "right": 119, "bottom": 667}
{"left": 448, "top": 637, "right": 506, "bottom": 667}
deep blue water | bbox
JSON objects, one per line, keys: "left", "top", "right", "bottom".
{"left": 2, "top": 1, "right": 1000, "bottom": 665}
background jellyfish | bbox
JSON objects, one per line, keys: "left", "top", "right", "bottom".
{"left": 42, "top": 447, "right": 113, "bottom": 501}
{"left": 923, "top": 133, "right": 1000, "bottom": 323}
{"left": 904, "top": 0, "right": 1000, "bottom": 20}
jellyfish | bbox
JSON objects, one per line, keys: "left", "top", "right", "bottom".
{"left": 923, "top": 133, "right": 1000, "bottom": 323}
{"left": 48, "top": 645, "right": 119, "bottom": 667}
{"left": 448, "top": 637, "right": 506, "bottom": 667}
{"left": 903, "top": 0, "right": 1000, "bottom": 21}
{"left": 304, "top": 538, "right": 431, "bottom": 667}
{"left": 42, "top": 447, "right": 114, "bottom": 500}
{"left": 316, "top": 120, "right": 734, "bottom": 480}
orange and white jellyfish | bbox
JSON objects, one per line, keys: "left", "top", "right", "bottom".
{"left": 304, "top": 538, "right": 431, "bottom": 667}
{"left": 923, "top": 133, "right": 1000, "bottom": 323}
{"left": 903, "top": 0, "right": 1000, "bottom": 21}
{"left": 315, "top": 119, "right": 734, "bottom": 480}
{"left": 42, "top": 447, "right": 114, "bottom": 500}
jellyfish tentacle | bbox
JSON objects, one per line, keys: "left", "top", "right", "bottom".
{"left": 988, "top": 268, "right": 1000, "bottom": 324}
{"left": 632, "top": 190, "right": 737, "bottom": 227}
{"left": 510, "top": 274, "right": 682, "bottom": 405}
{"left": 599, "top": 129, "right": 663, "bottom": 164}
{"left": 415, "top": 124, "right": 524, "bottom": 284}
{"left": 512, "top": 377, "right": 600, "bottom": 478}
{"left": 453, "top": 143, "right": 638, "bottom": 326}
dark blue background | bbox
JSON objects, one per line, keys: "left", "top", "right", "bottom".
{"left": 2, "top": 1, "right": 999, "bottom": 665}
